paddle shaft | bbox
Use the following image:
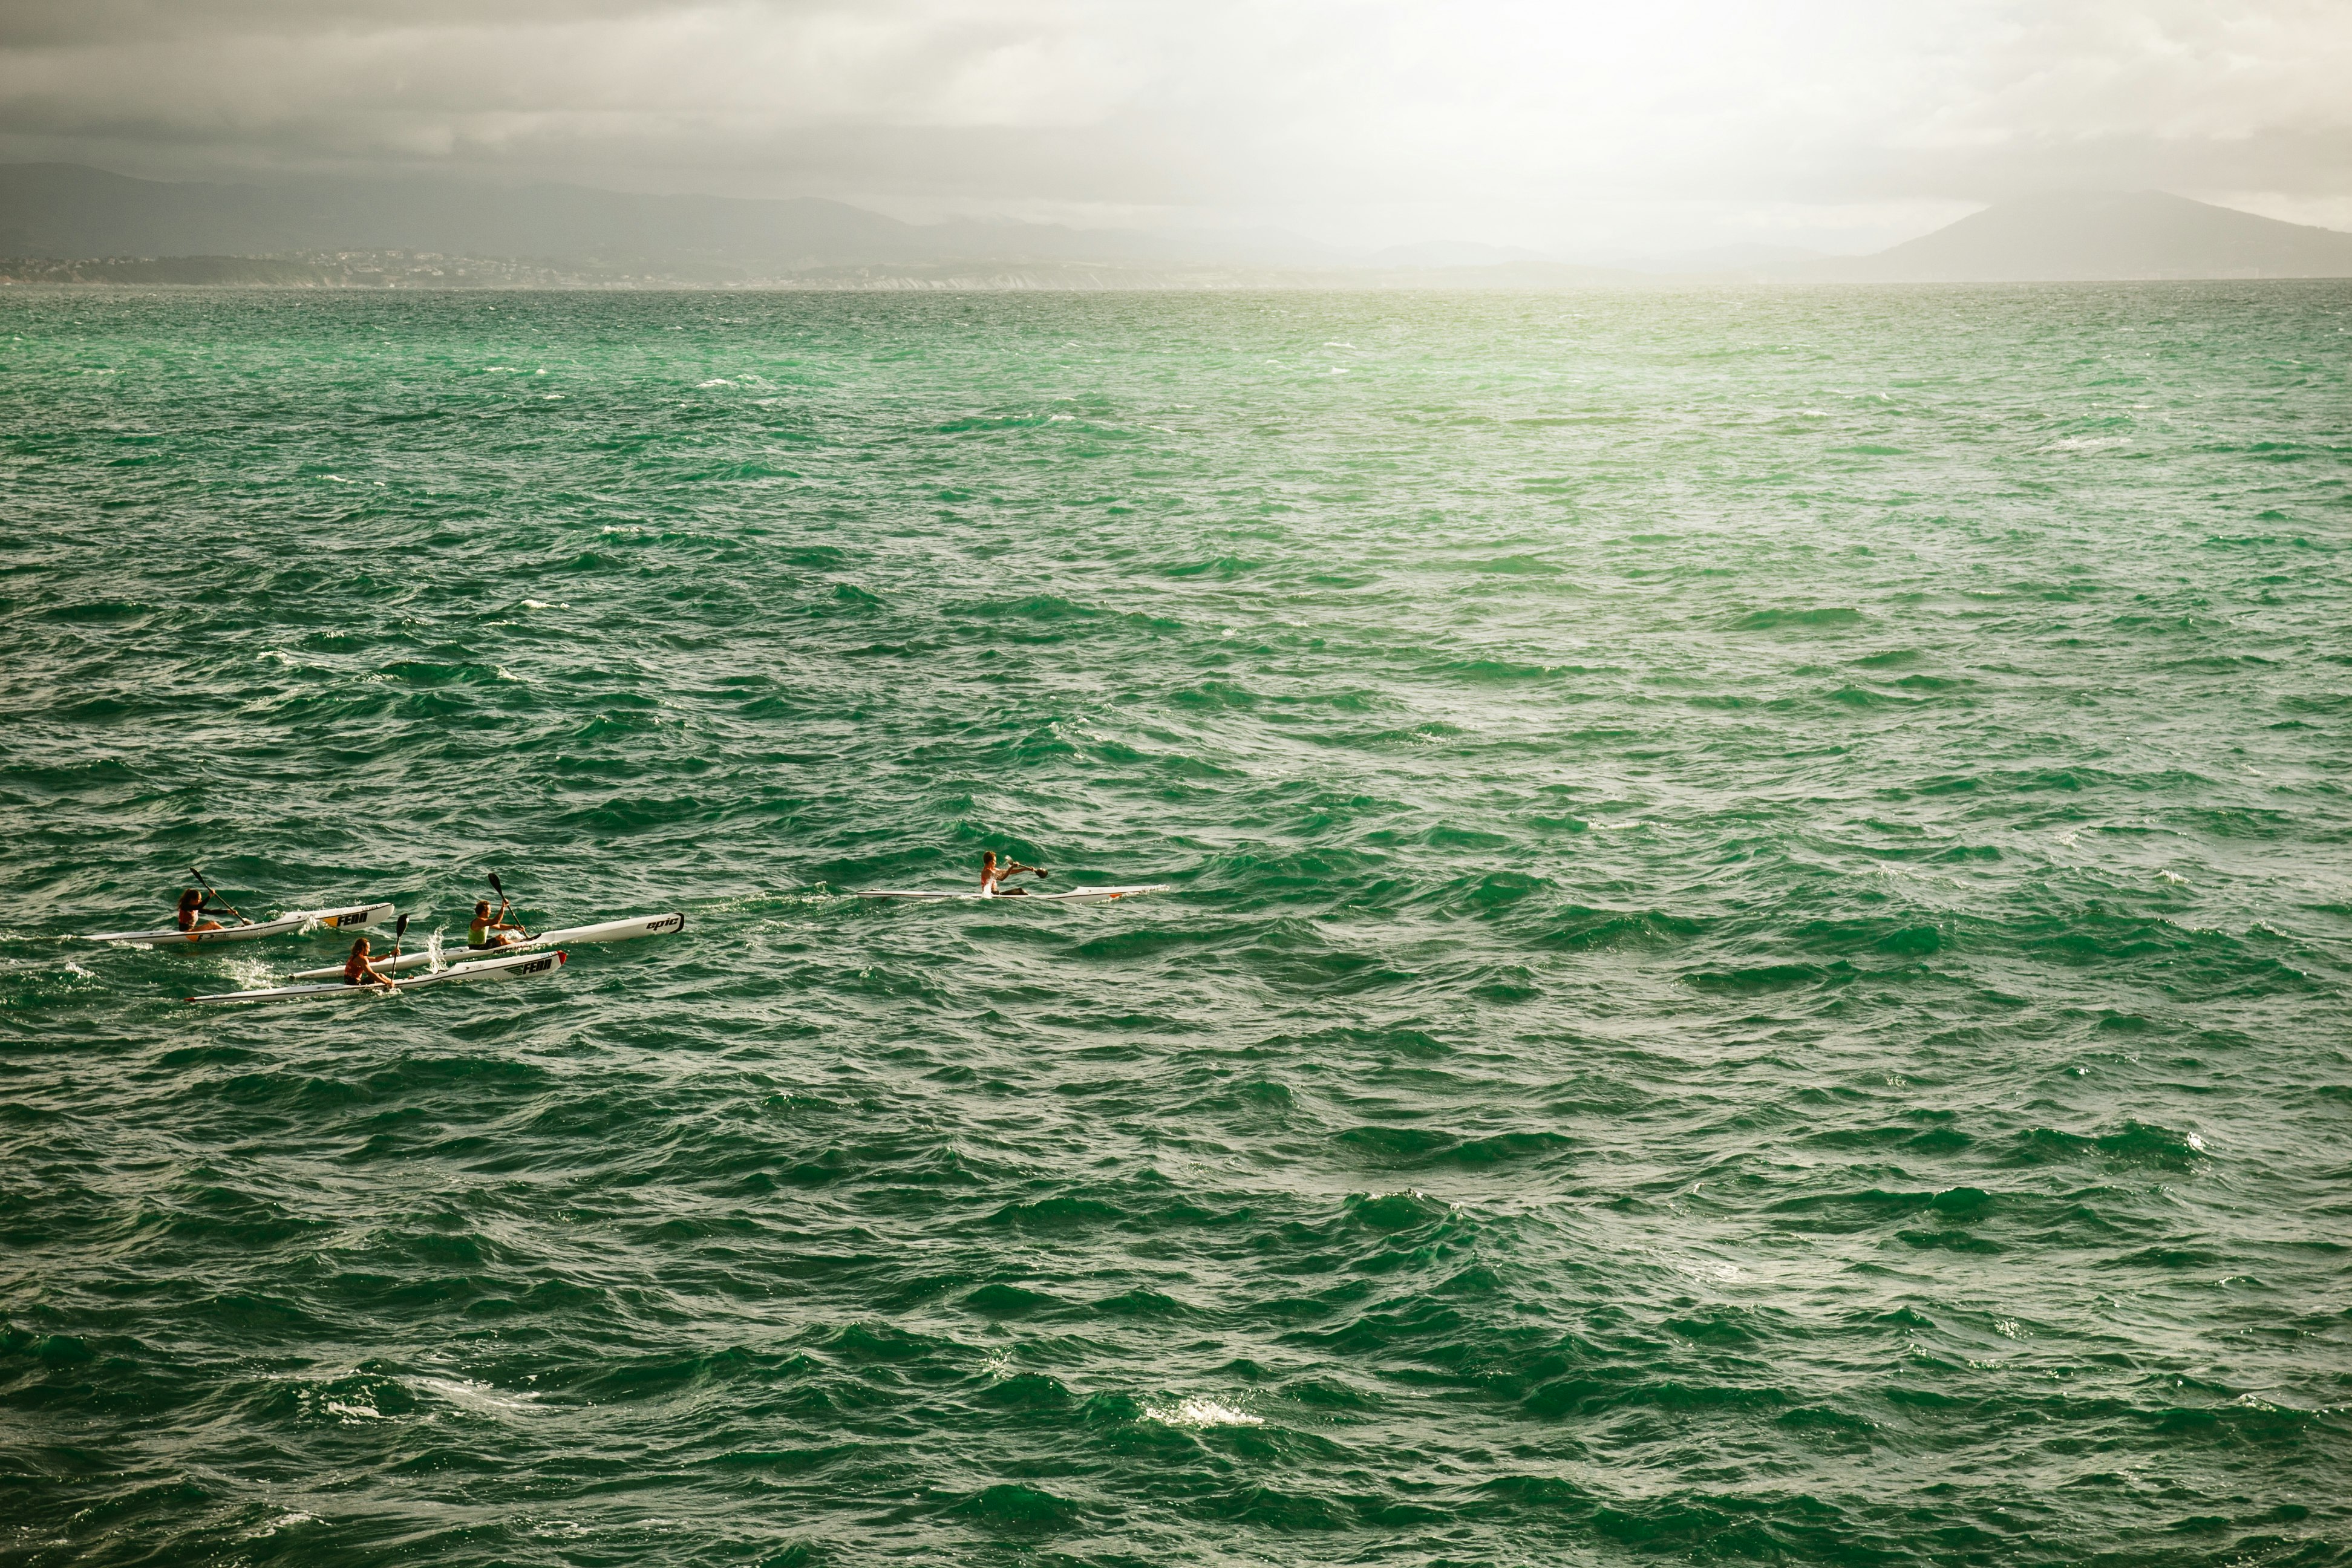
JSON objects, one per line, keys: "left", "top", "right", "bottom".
{"left": 384, "top": 914, "right": 410, "bottom": 988}
{"left": 487, "top": 872, "right": 530, "bottom": 939}
{"left": 188, "top": 866, "right": 247, "bottom": 924}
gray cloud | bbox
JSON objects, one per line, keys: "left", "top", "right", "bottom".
{"left": 2, "top": 0, "right": 2347, "bottom": 252}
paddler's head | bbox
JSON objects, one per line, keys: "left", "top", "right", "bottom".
{"left": 178, "top": 889, "right": 202, "bottom": 913}
{"left": 982, "top": 852, "right": 997, "bottom": 871}
{"left": 475, "top": 900, "right": 491, "bottom": 918}
{"left": 350, "top": 936, "right": 370, "bottom": 958}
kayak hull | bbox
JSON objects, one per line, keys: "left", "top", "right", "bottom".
{"left": 87, "top": 902, "right": 397, "bottom": 947}
{"left": 854, "top": 884, "right": 1169, "bottom": 905}
{"left": 189, "top": 948, "right": 568, "bottom": 1006}
{"left": 284, "top": 912, "right": 684, "bottom": 981}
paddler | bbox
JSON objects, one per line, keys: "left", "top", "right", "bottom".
{"left": 980, "top": 851, "right": 1046, "bottom": 897}
{"left": 176, "top": 888, "right": 224, "bottom": 933}
{"left": 469, "top": 897, "right": 526, "bottom": 949}
{"left": 343, "top": 936, "right": 397, "bottom": 987}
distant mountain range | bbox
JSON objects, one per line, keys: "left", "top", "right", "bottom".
{"left": 2, "top": 165, "right": 2349, "bottom": 286}
{"left": 0, "top": 163, "right": 1344, "bottom": 280}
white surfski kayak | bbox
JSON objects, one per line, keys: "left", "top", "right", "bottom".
{"left": 86, "top": 901, "right": 397, "bottom": 947}
{"left": 188, "top": 947, "right": 568, "bottom": 1006}
{"left": 281, "top": 912, "right": 684, "bottom": 981}
{"left": 854, "top": 884, "right": 1170, "bottom": 905}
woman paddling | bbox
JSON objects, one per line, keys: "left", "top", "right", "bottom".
{"left": 469, "top": 897, "right": 525, "bottom": 949}
{"left": 175, "top": 889, "right": 225, "bottom": 933}
{"left": 343, "top": 936, "right": 397, "bottom": 987}
{"left": 980, "top": 851, "right": 1046, "bottom": 897}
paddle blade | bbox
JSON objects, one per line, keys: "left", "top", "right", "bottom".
{"left": 396, "top": 914, "right": 411, "bottom": 939}
{"left": 488, "top": 872, "right": 504, "bottom": 897}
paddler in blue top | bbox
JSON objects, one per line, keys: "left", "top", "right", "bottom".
{"left": 980, "top": 851, "right": 1045, "bottom": 896}
{"left": 343, "top": 936, "right": 397, "bottom": 987}
{"left": 469, "top": 897, "right": 525, "bottom": 949}
{"left": 176, "top": 888, "right": 224, "bottom": 933}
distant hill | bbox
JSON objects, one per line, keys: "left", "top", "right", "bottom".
{"left": 0, "top": 163, "right": 1653, "bottom": 287}
{"left": 1626, "top": 243, "right": 1826, "bottom": 276}
{"left": 0, "top": 253, "right": 616, "bottom": 289}
{"left": 1795, "top": 192, "right": 2352, "bottom": 281}
{"left": 0, "top": 163, "right": 945, "bottom": 275}
{"left": 1366, "top": 240, "right": 1555, "bottom": 268}
{"left": 0, "top": 163, "right": 1344, "bottom": 278}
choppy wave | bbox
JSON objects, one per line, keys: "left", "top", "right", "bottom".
{"left": 1, "top": 283, "right": 2347, "bottom": 1566}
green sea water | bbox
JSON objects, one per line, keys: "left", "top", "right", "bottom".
{"left": 2, "top": 284, "right": 2348, "bottom": 1567}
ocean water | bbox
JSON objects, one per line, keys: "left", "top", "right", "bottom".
{"left": 1, "top": 283, "right": 2348, "bottom": 1567}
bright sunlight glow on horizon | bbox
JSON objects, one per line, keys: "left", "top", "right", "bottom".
{"left": 2, "top": 0, "right": 2349, "bottom": 256}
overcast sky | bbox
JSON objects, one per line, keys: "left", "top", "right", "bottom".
{"left": 2, "top": 0, "right": 2348, "bottom": 255}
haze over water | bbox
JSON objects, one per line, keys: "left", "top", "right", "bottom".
{"left": 2, "top": 284, "right": 2348, "bottom": 1566}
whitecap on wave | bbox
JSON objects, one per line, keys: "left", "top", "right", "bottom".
{"left": 414, "top": 1374, "right": 537, "bottom": 1415}
{"left": 1145, "top": 1396, "right": 1261, "bottom": 1428}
